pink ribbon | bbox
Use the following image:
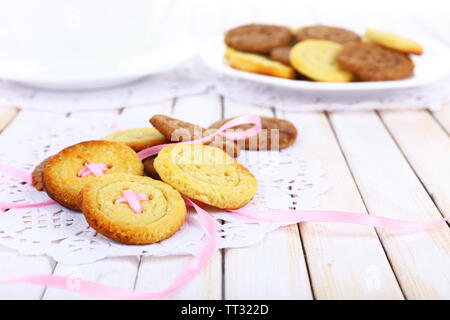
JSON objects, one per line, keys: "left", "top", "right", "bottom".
{"left": 114, "top": 190, "right": 149, "bottom": 214}
{"left": 136, "top": 114, "right": 263, "bottom": 160}
{"left": 77, "top": 162, "right": 109, "bottom": 177}
{"left": 0, "top": 164, "right": 33, "bottom": 185}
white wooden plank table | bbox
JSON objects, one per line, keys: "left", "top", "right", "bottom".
{"left": 0, "top": 0, "right": 449, "bottom": 300}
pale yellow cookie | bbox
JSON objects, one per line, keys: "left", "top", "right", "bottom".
{"left": 225, "top": 46, "right": 296, "bottom": 79}
{"left": 154, "top": 144, "right": 257, "bottom": 209}
{"left": 102, "top": 127, "right": 168, "bottom": 152}
{"left": 364, "top": 28, "right": 423, "bottom": 55}
{"left": 80, "top": 173, "right": 186, "bottom": 245}
{"left": 289, "top": 39, "right": 354, "bottom": 82}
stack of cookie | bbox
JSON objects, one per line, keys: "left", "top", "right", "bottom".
{"left": 30, "top": 114, "right": 298, "bottom": 245}
{"left": 224, "top": 24, "right": 423, "bottom": 82}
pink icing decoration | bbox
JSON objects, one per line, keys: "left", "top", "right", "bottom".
{"left": 114, "top": 189, "right": 149, "bottom": 214}
{"left": 77, "top": 162, "right": 109, "bottom": 177}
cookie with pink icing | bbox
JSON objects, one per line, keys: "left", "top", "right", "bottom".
{"left": 42, "top": 140, "right": 143, "bottom": 211}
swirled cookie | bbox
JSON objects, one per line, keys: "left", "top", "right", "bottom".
{"left": 364, "top": 28, "right": 423, "bottom": 55}
{"left": 296, "top": 25, "right": 360, "bottom": 44}
{"left": 290, "top": 39, "right": 354, "bottom": 82}
{"left": 102, "top": 127, "right": 169, "bottom": 152}
{"left": 150, "top": 114, "right": 240, "bottom": 157}
{"left": 154, "top": 144, "right": 257, "bottom": 209}
{"left": 337, "top": 42, "right": 414, "bottom": 81}
{"left": 208, "top": 116, "right": 297, "bottom": 150}
{"left": 43, "top": 140, "right": 144, "bottom": 211}
{"left": 80, "top": 173, "right": 186, "bottom": 245}
{"left": 225, "top": 24, "right": 293, "bottom": 54}
{"left": 225, "top": 46, "right": 296, "bottom": 79}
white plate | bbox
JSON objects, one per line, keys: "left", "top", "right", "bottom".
{"left": 200, "top": 38, "right": 450, "bottom": 95}
{"left": 0, "top": 35, "right": 198, "bottom": 90}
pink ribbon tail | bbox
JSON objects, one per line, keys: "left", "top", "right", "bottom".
{"left": 229, "top": 209, "right": 450, "bottom": 233}
{"left": 0, "top": 164, "right": 33, "bottom": 185}
{"left": 0, "top": 197, "right": 217, "bottom": 300}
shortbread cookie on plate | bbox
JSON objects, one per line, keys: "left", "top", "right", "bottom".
{"left": 208, "top": 116, "right": 297, "bottom": 150}
{"left": 102, "top": 127, "right": 168, "bottom": 152}
{"left": 154, "top": 144, "right": 257, "bottom": 209}
{"left": 364, "top": 28, "right": 423, "bottom": 55}
{"left": 43, "top": 140, "right": 144, "bottom": 211}
{"left": 225, "top": 24, "right": 293, "bottom": 54}
{"left": 80, "top": 173, "right": 186, "bottom": 245}
{"left": 150, "top": 114, "right": 240, "bottom": 157}
{"left": 337, "top": 42, "right": 414, "bottom": 81}
{"left": 290, "top": 39, "right": 354, "bottom": 82}
{"left": 225, "top": 46, "right": 296, "bottom": 79}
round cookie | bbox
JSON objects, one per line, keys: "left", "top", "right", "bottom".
{"left": 225, "top": 24, "right": 293, "bottom": 54}
{"left": 296, "top": 25, "right": 360, "bottom": 44}
{"left": 80, "top": 173, "right": 186, "bottom": 245}
{"left": 143, "top": 156, "right": 161, "bottom": 180}
{"left": 150, "top": 114, "right": 240, "bottom": 157}
{"left": 43, "top": 140, "right": 144, "bottom": 211}
{"left": 364, "top": 28, "right": 423, "bottom": 55}
{"left": 154, "top": 144, "right": 257, "bottom": 209}
{"left": 32, "top": 156, "right": 53, "bottom": 191}
{"left": 225, "top": 46, "right": 296, "bottom": 79}
{"left": 102, "top": 127, "right": 168, "bottom": 152}
{"left": 337, "top": 42, "right": 414, "bottom": 81}
{"left": 208, "top": 116, "right": 297, "bottom": 150}
{"left": 269, "top": 46, "right": 292, "bottom": 66}
{"left": 290, "top": 39, "right": 354, "bottom": 82}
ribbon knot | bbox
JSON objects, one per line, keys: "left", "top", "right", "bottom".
{"left": 114, "top": 189, "right": 149, "bottom": 214}
{"left": 77, "top": 162, "right": 109, "bottom": 177}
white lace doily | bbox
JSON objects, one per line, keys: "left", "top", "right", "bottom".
{"left": 0, "top": 113, "right": 329, "bottom": 265}
{"left": 0, "top": 57, "right": 447, "bottom": 113}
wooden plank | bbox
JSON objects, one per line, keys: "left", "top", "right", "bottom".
{"left": 134, "top": 95, "right": 222, "bottom": 299}
{"left": 329, "top": 111, "right": 450, "bottom": 299}
{"left": 223, "top": 99, "right": 313, "bottom": 299}
{"left": 0, "top": 107, "right": 19, "bottom": 133}
{"left": 282, "top": 110, "right": 403, "bottom": 299}
{"left": 433, "top": 103, "right": 450, "bottom": 135}
{"left": 380, "top": 110, "right": 450, "bottom": 219}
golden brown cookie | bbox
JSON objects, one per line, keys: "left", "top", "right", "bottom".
{"left": 337, "top": 42, "right": 414, "bottom": 81}
{"left": 269, "top": 46, "right": 292, "bottom": 66}
{"left": 150, "top": 114, "right": 240, "bottom": 157}
{"left": 364, "top": 28, "right": 423, "bottom": 55}
{"left": 208, "top": 116, "right": 297, "bottom": 150}
{"left": 143, "top": 156, "right": 161, "bottom": 180}
{"left": 102, "top": 127, "right": 169, "bottom": 152}
{"left": 80, "top": 173, "right": 186, "bottom": 245}
{"left": 31, "top": 156, "right": 53, "bottom": 191}
{"left": 290, "top": 40, "right": 354, "bottom": 82}
{"left": 225, "top": 47, "right": 296, "bottom": 79}
{"left": 296, "top": 25, "right": 360, "bottom": 44}
{"left": 154, "top": 144, "right": 257, "bottom": 209}
{"left": 42, "top": 140, "right": 144, "bottom": 211}
{"left": 225, "top": 24, "right": 293, "bottom": 54}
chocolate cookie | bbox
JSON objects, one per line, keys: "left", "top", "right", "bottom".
{"left": 208, "top": 116, "right": 297, "bottom": 150}
{"left": 337, "top": 42, "right": 414, "bottom": 81}
{"left": 150, "top": 115, "right": 240, "bottom": 157}
{"left": 296, "top": 25, "right": 360, "bottom": 44}
{"left": 225, "top": 24, "right": 293, "bottom": 54}
{"left": 143, "top": 156, "right": 161, "bottom": 180}
{"left": 31, "top": 156, "right": 53, "bottom": 191}
{"left": 269, "top": 46, "right": 292, "bottom": 66}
